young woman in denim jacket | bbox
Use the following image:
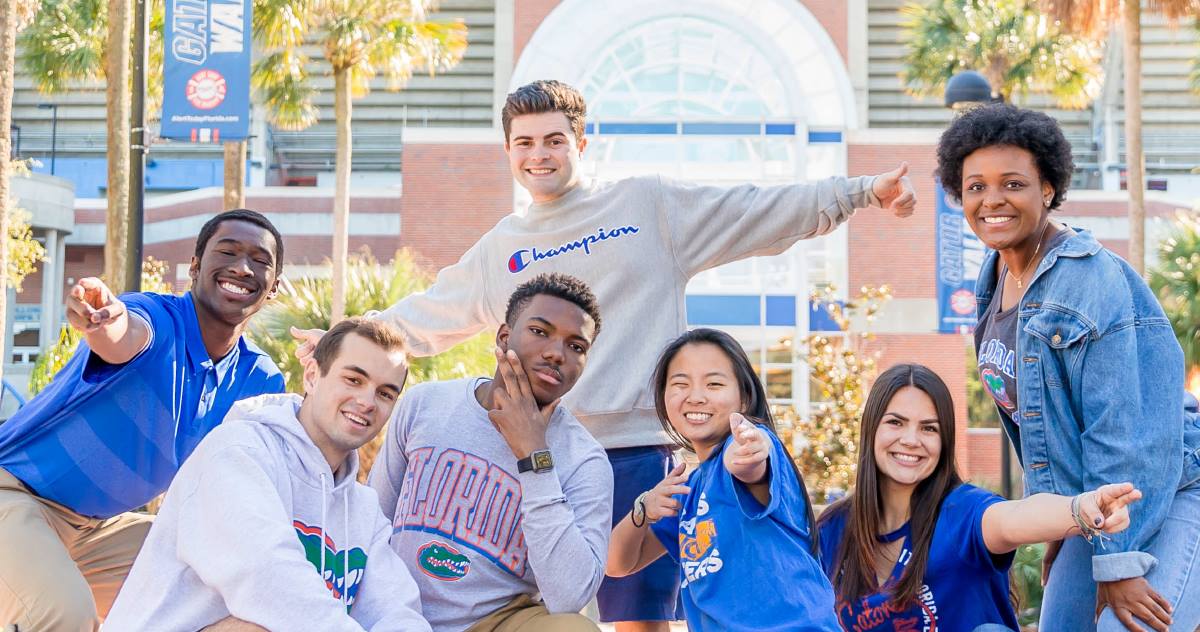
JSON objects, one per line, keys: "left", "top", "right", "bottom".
{"left": 937, "top": 103, "right": 1200, "bottom": 632}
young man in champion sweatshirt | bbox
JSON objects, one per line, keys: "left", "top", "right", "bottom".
{"left": 295, "top": 79, "right": 917, "bottom": 631}
{"left": 368, "top": 274, "right": 612, "bottom": 632}
{"left": 103, "top": 318, "right": 429, "bottom": 632}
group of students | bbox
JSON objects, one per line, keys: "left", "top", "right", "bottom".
{"left": 0, "top": 78, "right": 1197, "bottom": 632}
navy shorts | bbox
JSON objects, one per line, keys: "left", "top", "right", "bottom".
{"left": 596, "top": 445, "right": 684, "bottom": 623}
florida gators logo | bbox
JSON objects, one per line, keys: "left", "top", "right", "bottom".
{"left": 981, "top": 368, "right": 1014, "bottom": 411}
{"left": 417, "top": 540, "right": 471, "bottom": 581}
{"left": 294, "top": 520, "right": 367, "bottom": 611}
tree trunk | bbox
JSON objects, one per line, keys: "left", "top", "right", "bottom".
{"left": 0, "top": 0, "right": 17, "bottom": 383}
{"left": 106, "top": 0, "right": 133, "bottom": 292}
{"left": 223, "top": 141, "right": 246, "bottom": 209}
{"left": 1124, "top": 1, "right": 1145, "bottom": 275}
{"left": 330, "top": 67, "right": 352, "bottom": 324}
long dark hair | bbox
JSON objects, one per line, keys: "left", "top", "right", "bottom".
{"left": 651, "top": 328, "right": 819, "bottom": 553}
{"left": 819, "top": 363, "right": 962, "bottom": 607}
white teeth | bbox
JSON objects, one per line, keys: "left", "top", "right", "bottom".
{"left": 983, "top": 217, "right": 1013, "bottom": 224}
{"left": 527, "top": 168, "right": 553, "bottom": 174}
{"left": 685, "top": 413, "right": 711, "bottom": 421}
{"left": 219, "top": 281, "right": 250, "bottom": 295}
{"left": 891, "top": 452, "right": 920, "bottom": 463}
{"left": 345, "top": 412, "right": 369, "bottom": 427}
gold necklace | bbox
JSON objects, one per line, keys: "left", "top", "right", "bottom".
{"left": 1007, "top": 222, "right": 1052, "bottom": 289}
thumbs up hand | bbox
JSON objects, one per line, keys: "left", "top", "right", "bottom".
{"left": 872, "top": 162, "right": 916, "bottom": 218}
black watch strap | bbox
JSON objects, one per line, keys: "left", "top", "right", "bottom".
{"left": 517, "top": 449, "right": 554, "bottom": 473}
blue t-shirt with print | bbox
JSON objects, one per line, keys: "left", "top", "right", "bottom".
{"left": 0, "top": 292, "right": 284, "bottom": 518}
{"left": 651, "top": 430, "right": 840, "bottom": 632}
{"left": 818, "top": 484, "right": 1018, "bottom": 632}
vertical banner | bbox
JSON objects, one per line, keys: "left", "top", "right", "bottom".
{"left": 935, "top": 181, "right": 987, "bottom": 333}
{"left": 161, "top": 0, "right": 251, "bottom": 141}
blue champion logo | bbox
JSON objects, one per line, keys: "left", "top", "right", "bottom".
{"left": 508, "top": 225, "right": 640, "bottom": 273}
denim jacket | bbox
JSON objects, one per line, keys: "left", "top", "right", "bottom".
{"left": 974, "top": 228, "right": 1200, "bottom": 582}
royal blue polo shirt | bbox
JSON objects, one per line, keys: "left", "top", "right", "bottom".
{"left": 0, "top": 292, "right": 284, "bottom": 518}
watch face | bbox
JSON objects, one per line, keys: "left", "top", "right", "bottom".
{"left": 532, "top": 450, "right": 554, "bottom": 471}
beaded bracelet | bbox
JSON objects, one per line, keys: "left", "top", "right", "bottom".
{"left": 1071, "top": 492, "right": 1110, "bottom": 550}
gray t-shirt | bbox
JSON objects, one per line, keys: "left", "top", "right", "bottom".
{"left": 977, "top": 283, "right": 1021, "bottom": 422}
{"left": 367, "top": 377, "right": 614, "bottom": 632}
{"left": 976, "top": 228, "right": 1072, "bottom": 424}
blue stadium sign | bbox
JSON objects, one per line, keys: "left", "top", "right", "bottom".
{"left": 935, "top": 181, "right": 987, "bottom": 333}
{"left": 161, "top": 0, "right": 251, "bottom": 141}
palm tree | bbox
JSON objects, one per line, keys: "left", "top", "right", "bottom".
{"left": 248, "top": 249, "right": 493, "bottom": 480}
{"left": 1040, "top": 0, "right": 1200, "bottom": 276}
{"left": 1149, "top": 212, "right": 1200, "bottom": 387}
{"left": 252, "top": 0, "right": 467, "bottom": 324}
{"left": 901, "top": 0, "right": 1104, "bottom": 108}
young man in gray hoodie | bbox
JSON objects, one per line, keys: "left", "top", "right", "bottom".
{"left": 369, "top": 274, "right": 611, "bottom": 632}
{"left": 103, "top": 318, "right": 429, "bottom": 632}
{"left": 296, "top": 79, "right": 917, "bottom": 631}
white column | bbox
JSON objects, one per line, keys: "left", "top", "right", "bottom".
{"left": 53, "top": 232, "right": 67, "bottom": 332}
{"left": 39, "top": 229, "right": 60, "bottom": 351}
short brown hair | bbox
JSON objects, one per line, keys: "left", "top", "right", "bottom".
{"left": 313, "top": 318, "right": 407, "bottom": 376}
{"left": 502, "top": 80, "right": 587, "bottom": 142}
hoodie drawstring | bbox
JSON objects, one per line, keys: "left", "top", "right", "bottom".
{"left": 319, "top": 472, "right": 327, "bottom": 598}
{"left": 343, "top": 488, "right": 350, "bottom": 610}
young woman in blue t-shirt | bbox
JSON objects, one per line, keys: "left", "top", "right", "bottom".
{"left": 607, "top": 328, "right": 839, "bottom": 631}
{"left": 818, "top": 363, "right": 1141, "bottom": 632}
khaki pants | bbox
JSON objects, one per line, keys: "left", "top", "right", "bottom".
{"left": 466, "top": 594, "right": 600, "bottom": 632}
{"left": 0, "top": 469, "right": 153, "bottom": 632}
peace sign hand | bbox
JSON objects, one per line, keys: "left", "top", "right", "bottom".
{"left": 487, "top": 348, "right": 558, "bottom": 460}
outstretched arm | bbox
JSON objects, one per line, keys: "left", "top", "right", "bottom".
{"left": 65, "top": 277, "right": 150, "bottom": 365}
{"left": 606, "top": 462, "right": 688, "bottom": 578}
{"left": 981, "top": 483, "right": 1141, "bottom": 555}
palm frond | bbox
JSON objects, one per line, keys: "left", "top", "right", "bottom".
{"left": 17, "top": 0, "right": 107, "bottom": 93}
{"left": 252, "top": 50, "right": 319, "bottom": 129}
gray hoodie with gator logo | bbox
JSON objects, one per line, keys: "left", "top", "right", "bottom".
{"left": 103, "top": 394, "right": 430, "bottom": 632}
{"left": 368, "top": 378, "right": 613, "bottom": 632}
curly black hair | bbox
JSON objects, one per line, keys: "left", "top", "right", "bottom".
{"left": 195, "top": 208, "right": 284, "bottom": 269}
{"left": 935, "top": 103, "right": 1075, "bottom": 210}
{"left": 505, "top": 273, "right": 602, "bottom": 338}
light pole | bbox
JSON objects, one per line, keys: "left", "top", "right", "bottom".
{"left": 943, "top": 71, "right": 1014, "bottom": 499}
{"left": 37, "top": 103, "right": 58, "bottom": 175}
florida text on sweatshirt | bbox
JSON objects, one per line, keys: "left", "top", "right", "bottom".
{"left": 378, "top": 175, "right": 878, "bottom": 449}
{"left": 103, "top": 394, "right": 430, "bottom": 632}
{"left": 368, "top": 378, "right": 614, "bottom": 632}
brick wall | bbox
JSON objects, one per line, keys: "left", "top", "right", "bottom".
{"left": 846, "top": 144, "right": 940, "bottom": 299}
{"left": 398, "top": 143, "right": 514, "bottom": 270}
{"left": 513, "top": 0, "right": 560, "bottom": 64}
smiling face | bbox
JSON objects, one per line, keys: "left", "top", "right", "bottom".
{"left": 497, "top": 293, "right": 596, "bottom": 406}
{"left": 662, "top": 342, "right": 746, "bottom": 455}
{"left": 300, "top": 332, "right": 408, "bottom": 472}
{"left": 189, "top": 219, "right": 280, "bottom": 328}
{"left": 505, "top": 111, "right": 588, "bottom": 204}
{"left": 960, "top": 144, "right": 1055, "bottom": 253}
{"left": 873, "top": 386, "right": 942, "bottom": 489}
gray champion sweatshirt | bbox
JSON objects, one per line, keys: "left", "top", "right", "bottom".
{"left": 368, "top": 378, "right": 614, "bottom": 632}
{"left": 379, "top": 174, "right": 878, "bottom": 449}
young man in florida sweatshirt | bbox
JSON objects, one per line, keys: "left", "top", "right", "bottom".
{"left": 369, "top": 274, "right": 612, "bottom": 632}
{"left": 103, "top": 318, "right": 429, "bottom": 632}
{"left": 297, "top": 80, "right": 916, "bottom": 631}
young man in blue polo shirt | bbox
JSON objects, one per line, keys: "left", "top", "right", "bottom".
{"left": 0, "top": 209, "right": 287, "bottom": 631}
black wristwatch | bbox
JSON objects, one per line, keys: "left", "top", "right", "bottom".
{"left": 517, "top": 449, "right": 555, "bottom": 474}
